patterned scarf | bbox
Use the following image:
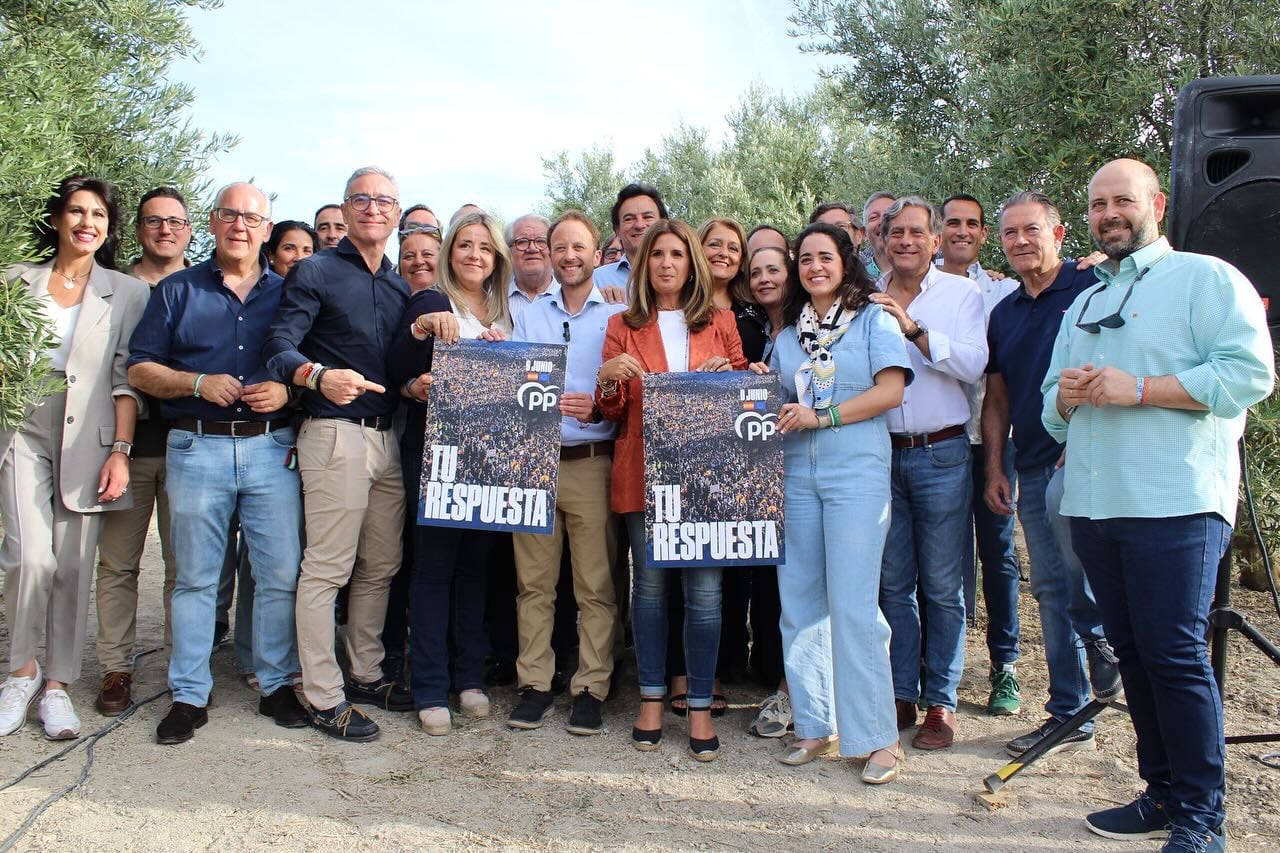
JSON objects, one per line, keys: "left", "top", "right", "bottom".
{"left": 794, "top": 300, "right": 852, "bottom": 409}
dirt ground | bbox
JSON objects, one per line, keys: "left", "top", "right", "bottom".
{"left": 1, "top": 521, "right": 1279, "bottom": 852}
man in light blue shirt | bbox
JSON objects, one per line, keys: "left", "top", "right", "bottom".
{"left": 509, "top": 210, "right": 627, "bottom": 737}
{"left": 592, "top": 182, "right": 667, "bottom": 290}
{"left": 506, "top": 213, "right": 558, "bottom": 328}
{"left": 1043, "top": 158, "right": 1274, "bottom": 851}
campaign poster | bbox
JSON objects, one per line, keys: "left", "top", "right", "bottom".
{"left": 419, "top": 339, "right": 566, "bottom": 535}
{"left": 642, "top": 371, "right": 785, "bottom": 568}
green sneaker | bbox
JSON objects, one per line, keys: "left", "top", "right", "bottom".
{"left": 987, "top": 665, "right": 1021, "bottom": 716}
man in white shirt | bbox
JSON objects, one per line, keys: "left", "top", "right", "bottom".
{"left": 869, "top": 196, "right": 988, "bottom": 751}
{"left": 938, "top": 193, "right": 1022, "bottom": 717}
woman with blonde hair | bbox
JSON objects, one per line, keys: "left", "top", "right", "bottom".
{"left": 596, "top": 219, "right": 746, "bottom": 761}
{"left": 389, "top": 211, "right": 512, "bottom": 736}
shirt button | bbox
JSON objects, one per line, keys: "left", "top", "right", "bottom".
{"left": 66, "top": 415, "right": 74, "bottom": 424}
{"left": 238, "top": 316, "right": 243, "bottom": 321}
{"left": 238, "top": 345, "right": 244, "bottom": 350}
{"left": 68, "top": 375, "right": 76, "bottom": 383}
{"left": 236, "top": 407, "right": 243, "bottom": 413}
{"left": 238, "top": 375, "right": 244, "bottom": 380}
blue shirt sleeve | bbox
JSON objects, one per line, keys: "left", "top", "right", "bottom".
{"left": 263, "top": 262, "right": 322, "bottom": 382}
{"left": 126, "top": 279, "right": 178, "bottom": 369}
{"left": 868, "top": 303, "right": 915, "bottom": 387}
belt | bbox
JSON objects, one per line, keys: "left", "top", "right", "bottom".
{"left": 325, "top": 414, "right": 394, "bottom": 431}
{"left": 171, "top": 418, "right": 290, "bottom": 437}
{"left": 560, "top": 440, "right": 614, "bottom": 461}
{"left": 890, "top": 424, "right": 966, "bottom": 449}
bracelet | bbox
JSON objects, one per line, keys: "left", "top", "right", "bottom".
{"left": 1136, "top": 376, "right": 1145, "bottom": 405}
{"left": 310, "top": 366, "right": 328, "bottom": 392}
{"left": 111, "top": 439, "right": 133, "bottom": 458}
{"left": 192, "top": 373, "right": 207, "bottom": 399}
{"left": 597, "top": 377, "right": 619, "bottom": 398}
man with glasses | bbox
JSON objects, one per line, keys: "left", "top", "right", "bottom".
{"left": 506, "top": 213, "right": 557, "bottom": 327}
{"left": 314, "top": 203, "right": 347, "bottom": 250}
{"left": 266, "top": 166, "right": 411, "bottom": 742}
{"left": 809, "top": 202, "right": 865, "bottom": 249}
{"left": 982, "top": 191, "right": 1117, "bottom": 759}
{"left": 128, "top": 182, "right": 307, "bottom": 744}
{"left": 1044, "top": 159, "right": 1273, "bottom": 852}
{"left": 399, "top": 204, "right": 440, "bottom": 235}
{"left": 92, "top": 187, "right": 193, "bottom": 715}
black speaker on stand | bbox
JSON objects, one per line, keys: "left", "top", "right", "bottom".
{"left": 1169, "top": 74, "right": 1280, "bottom": 330}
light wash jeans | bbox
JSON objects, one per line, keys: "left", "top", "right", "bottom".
{"left": 1018, "top": 464, "right": 1104, "bottom": 729}
{"left": 880, "top": 434, "right": 970, "bottom": 710}
{"left": 165, "top": 428, "right": 301, "bottom": 704}
{"left": 778, "top": 445, "right": 897, "bottom": 755}
{"left": 626, "top": 512, "right": 721, "bottom": 710}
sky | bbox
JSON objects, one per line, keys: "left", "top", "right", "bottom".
{"left": 169, "top": 0, "right": 827, "bottom": 234}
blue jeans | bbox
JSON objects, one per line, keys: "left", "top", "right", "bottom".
{"left": 165, "top": 428, "right": 302, "bottom": 704}
{"left": 1069, "top": 513, "right": 1230, "bottom": 834}
{"left": 880, "top": 434, "right": 970, "bottom": 710}
{"left": 963, "top": 442, "right": 1019, "bottom": 667}
{"left": 625, "top": 512, "right": 721, "bottom": 710}
{"left": 1017, "top": 464, "right": 1099, "bottom": 727}
{"left": 778, "top": 448, "right": 897, "bottom": 754}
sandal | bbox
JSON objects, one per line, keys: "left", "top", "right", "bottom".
{"left": 632, "top": 696, "right": 665, "bottom": 751}
{"left": 710, "top": 693, "right": 728, "bottom": 718}
{"left": 669, "top": 693, "right": 688, "bottom": 717}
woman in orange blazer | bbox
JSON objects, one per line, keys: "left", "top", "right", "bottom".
{"left": 596, "top": 219, "right": 746, "bottom": 761}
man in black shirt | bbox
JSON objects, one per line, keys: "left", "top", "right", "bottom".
{"left": 265, "top": 166, "right": 410, "bottom": 742}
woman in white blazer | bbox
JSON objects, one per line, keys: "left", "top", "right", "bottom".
{"left": 0, "top": 176, "right": 148, "bottom": 739}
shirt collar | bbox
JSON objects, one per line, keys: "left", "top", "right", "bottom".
{"left": 1014, "top": 258, "right": 1077, "bottom": 301}
{"left": 508, "top": 277, "right": 559, "bottom": 301}
{"left": 549, "top": 284, "right": 606, "bottom": 316}
{"left": 1096, "top": 236, "right": 1173, "bottom": 284}
{"left": 208, "top": 251, "right": 278, "bottom": 287}
{"left": 335, "top": 236, "right": 394, "bottom": 274}
{"left": 878, "top": 264, "right": 944, "bottom": 293}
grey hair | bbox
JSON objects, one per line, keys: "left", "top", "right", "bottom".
{"left": 504, "top": 213, "right": 550, "bottom": 244}
{"left": 998, "top": 191, "right": 1063, "bottom": 229}
{"left": 879, "top": 196, "right": 941, "bottom": 240}
{"left": 344, "top": 165, "right": 398, "bottom": 196}
{"left": 211, "top": 181, "right": 271, "bottom": 218}
{"left": 862, "top": 191, "right": 896, "bottom": 224}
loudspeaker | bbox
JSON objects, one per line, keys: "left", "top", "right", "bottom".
{"left": 1169, "top": 75, "right": 1280, "bottom": 328}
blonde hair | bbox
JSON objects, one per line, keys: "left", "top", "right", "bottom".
{"left": 435, "top": 212, "right": 512, "bottom": 331}
{"left": 698, "top": 216, "right": 750, "bottom": 305}
{"left": 622, "top": 219, "right": 716, "bottom": 332}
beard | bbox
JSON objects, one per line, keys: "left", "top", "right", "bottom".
{"left": 1093, "top": 214, "right": 1159, "bottom": 261}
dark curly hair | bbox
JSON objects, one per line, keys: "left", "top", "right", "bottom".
{"left": 782, "top": 222, "right": 874, "bottom": 326}
{"left": 35, "top": 175, "right": 123, "bottom": 270}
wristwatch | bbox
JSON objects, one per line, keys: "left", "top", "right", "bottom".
{"left": 111, "top": 440, "right": 134, "bottom": 458}
{"left": 905, "top": 322, "right": 928, "bottom": 342}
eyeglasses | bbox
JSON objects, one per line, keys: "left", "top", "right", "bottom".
{"left": 602, "top": 247, "right": 624, "bottom": 261}
{"left": 399, "top": 223, "right": 441, "bottom": 238}
{"left": 1075, "top": 265, "right": 1150, "bottom": 333}
{"left": 212, "top": 208, "right": 266, "bottom": 227}
{"left": 511, "top": 236, "right": 549, "bottom": 252}
{"left": 141, "top": 216, "right": 190, "bottom": 231}
{"left": 345, "top": 194, "right": 399, "bottom": 212}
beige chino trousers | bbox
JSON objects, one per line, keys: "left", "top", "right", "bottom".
{"left": 295, "top": 418, "right": 403, "bottom": 710}
{"left": 513, "top": 453, "right": 616, "bottom": 700}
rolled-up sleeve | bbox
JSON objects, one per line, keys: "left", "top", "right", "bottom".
{"left": 1175, "top": 265, "right": 1275, "bottom": 418}
{"left": 923, "top": 283, "right": 987, "bottom": 384}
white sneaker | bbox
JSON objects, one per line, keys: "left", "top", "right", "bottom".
{"left": 38, "top": 689, "right": 81, "bottom": 740}
{"left": 0, "top": 662, "right": 44, "bottom": 736}
{"left": 749, "top": 690, "right": 793, "bottom": 738}
{"left": 458, "top": 689, "right": 490, "bottom": 719}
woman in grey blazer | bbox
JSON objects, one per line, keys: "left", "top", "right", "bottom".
{"left": 0, "top": 176, "right": 148, "bottom": 739}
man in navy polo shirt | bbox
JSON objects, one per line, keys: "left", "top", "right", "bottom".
{"left": 980, "top": 191, "right": 1118, "bottom": 757}
{"left": 128, "top": 182, "right": 307, "bottom": 744}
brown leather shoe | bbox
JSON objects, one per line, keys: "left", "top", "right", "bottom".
{"left": 895, "top": 698, "right": 918, "bottom": 731}
{"left": 95, "top": 672, "right": 132, "bottom": 716}
{"left": 911, "top": 706, "right": 956, "bottom": 750}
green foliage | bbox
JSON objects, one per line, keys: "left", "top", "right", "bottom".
{"left": 0, "top": 0, "right": 233, "bottom": 427}
{"left": 0, "top": 273, "right": 64, "bottom": 426}
{"left": 791, "top": 0, "right": 1280, "bottom": 257}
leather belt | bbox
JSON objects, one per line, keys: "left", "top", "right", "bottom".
{"left": 560, "top": 440, "right": 614, "bottom": 461}
{"left": 171, "top": 418, "right": 290, "bottom": 437}
{"left": 327, "top": 415, "right": 394, "bottom": 431}
{"left": 890, "top": 424, "right": 966, "bottom": 449}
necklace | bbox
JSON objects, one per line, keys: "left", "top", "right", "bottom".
{"left": 52, "top": 268, "right": 85, "bottom": 290}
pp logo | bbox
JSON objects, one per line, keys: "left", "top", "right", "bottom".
{"left": 517, "top": 381, "right": 560, "bottom": 413}
{"left": 734, "top": 411, "right": 777, "bottom": 442}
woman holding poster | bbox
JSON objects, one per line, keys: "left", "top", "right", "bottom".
{"left": 390, "top": 212, "right": 512, "bottom": 737}
{"left": 596, "top": 219, "right": 746, "bottom": 762}
{"left": 765, "top": 222, "right": 912, "bottom": 784}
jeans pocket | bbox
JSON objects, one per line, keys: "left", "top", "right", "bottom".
{"left": 267, "top": 427, "right": 296, "bottom": 450}
{"left": 165, "top": 429, "right": 195, "bottom": 452}
{"left": 925, "top": 437, "right": 968, "bottom": 468}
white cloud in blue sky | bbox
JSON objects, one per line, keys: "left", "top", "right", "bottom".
{"left": 171, "top": 0, "right": 826, "bottom": 229}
